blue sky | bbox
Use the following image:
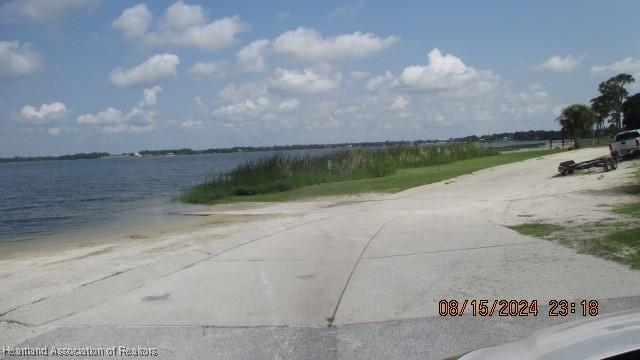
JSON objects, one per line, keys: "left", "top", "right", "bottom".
{"left": 1, "top": 0, "right": 639, "bottom": 156}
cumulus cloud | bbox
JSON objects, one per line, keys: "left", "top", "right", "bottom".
{"left": 20, "top": 102, "right": 67, "bottom": 124}
{"left": 534, "top": 55, "right": 582, "bottom": 72}
{"left": 271, "top": 27, "right": 397, "bottom": 62}
{"left": 399, "top": 48, "right": 499, "bottom": 96}
{"left": 187, "top": 60, "right": 226, "bottom": 79}
{"left": 236, "top": 39, "right": 270, "bottom": 72}
{"left": 212, "top": 82, "right": 301, "bottom": 123}
{"left": 77, "top": 107, "right": 123, "bottom": 125}
{"left": 277, "top": 98, "right": 299, "bottom": 112}
{"left": 270, "top": 67, "right": 341, "bottom": 94}
{"left": 366, "top": 70, "right": 395, "bottom": 91}
{"left": 112, "top": 3, "right": 151, "bottom": 39}
{"left": 180, "top": 119, "right": 203, "bottom": 128}
{"left": 140, "top": 85, "right": 162, "bottom": 107}
{"left": 591, "top": 57, "right": 640, "bottom": 77}
{"left": 390, "top": 95, "right": 409, "bottom": 110}
{"left": 77, "top": 87, "right": 162, "bottom": 134}
{"left": 1, "top": 0, "right": 99, "bottom": 23}
{"left": 113, "top": 1, "right": 247, "bottom": 51}
{"left": 110, "top": 53, "right": 179, "bottom": 87}
{"left": 0, "top": 41, "right": 43, "bottom": 78}
{"left": 499, "top": 87, "right": 549, "bottom": 118}
{"left": 218, "top": 82, "right": 267, "bottom": 102}
{"left": 213, "top": 96, "right": 271, "bottom": 117}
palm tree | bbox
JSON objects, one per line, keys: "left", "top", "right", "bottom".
{"left": 590, "top": 95, "right": 610, "bottom": 137}
{"left": 556, "top": 104, "right": 595, "bottom": 149}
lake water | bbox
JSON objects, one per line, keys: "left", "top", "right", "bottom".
{"left": 0, "top": 150, "right": 333, "bottom": 244}
{"left": 0, "top": 142, "right": 541, "bottom": 245}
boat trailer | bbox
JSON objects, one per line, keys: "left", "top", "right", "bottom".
{"left": 558, "top": 157, "right": 617, "bottom": 176}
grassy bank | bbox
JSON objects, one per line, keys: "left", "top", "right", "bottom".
{"left": 510, "top": 162, "right": 640, "bottom": 269}
{"left": 182, "top": 146, "right": 558, "bottom": 204}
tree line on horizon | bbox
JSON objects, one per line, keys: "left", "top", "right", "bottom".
{"left": 557, "top": 73, "right": 640, "bottom": 148}
{"left": 1, "top": 132, "right": 563, "bottom": 163}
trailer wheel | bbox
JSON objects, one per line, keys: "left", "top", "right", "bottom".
{"left": 610, "top": 158, "right": 617, "bottom": 170}
{"left": 604, "top": 162, "right": 610, "bottom": 172}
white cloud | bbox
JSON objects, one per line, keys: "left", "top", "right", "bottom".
{"left": 277, "top": 98, "right": 299, "bottom": 112}
{"left": 162, "top": 0, "right": 204, "bottom": 29}
{"left": 112, "top": 3, "right": 151, "bottom": 39}
{"left": 213, "top": 96, "right": 271, "bottom": 117}
{"left": 591, "top": 57, "right": 640, "bottom": 77}
{"left": 146, "top": 15, "right": 246, "bottom": 51}
{"left": 48, "top": 127, "right": 62, "bottom": 136}
{"left": 218, "top": 82, "right": 267, "bottom": 102}
{"left": 140, "top": 85, "right": 162, "bottom": 107}
{"left": 187, "top": 61, "right": 226, "bottom": 79}
{"left": 534, "top": 55, "right": 582, "bottom": 73}
{"left": 0, "top": 41, "right": 43, "bottom": 78}
{"left": 366, "top": 70, "right": 395, "bottom": 91}
{"left": 390, "top": 95, "right": 409, "bottom": 110}
{"left": 399, "top": 48, "right": 499, "bottom": 96}
{"left": 1, "top": 0, "right": 98, "bottom": 23}
{"left": 212, "top": 82, "right": 300, "bottom": 122}
{"left": 270, "top": 67, "right": 341, "bottom": 94}
{"left": 271, "top": 27, "right": 397, "bottom": 62}
{"left": 499, "top": 88, "right": 549, "bottom": 118}
{"left": 110, "top": 53, "right": 179, "bottom": 88}
{"left": 236, "top": 39, "right": 270, "bottom": 72}
{"left": 20, "top": 102, "right": 67, "bottom": 124}
{"left": 102, "top": 124, "right": 153, "bottom": 134}
{"left": 77, "top": 107, "right": 123, "bottom": 125}
{"left": 77, "top": 87, "right": 161, "bottom": 134}
{"left": 114, "top": 1, "right": 247, "bottom": 51}
{"left": 180, "top": 119, "right": 203, "bottom": 128}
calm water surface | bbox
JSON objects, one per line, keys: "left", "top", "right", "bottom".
{"left": 0, "top": 150, "right": 330, "bottom": 244}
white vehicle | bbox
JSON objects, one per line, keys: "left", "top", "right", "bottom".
{"left": 448, "top": 309, "right": 640, "bottom": 360}
{"left": 609, "top": 129, "right": 640, "bottom": 158}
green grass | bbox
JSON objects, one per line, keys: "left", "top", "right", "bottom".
{"left": 586, "top": 228, "right": 640, "bottom": 269}
{"left": 182, "top": 148, "right": 558, "bottom": 204}
{"left": 614, "top": 202, "right": 640, "bottom": 216}
{"left": 508, "top": 223, "right": 564, "bottom": 237}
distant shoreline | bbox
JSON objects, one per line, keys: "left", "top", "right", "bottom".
{"left": 0, "top": 129, "right": 568, "bottom": 163}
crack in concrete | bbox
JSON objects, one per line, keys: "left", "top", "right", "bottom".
{"left": 362, "top": 242, "right": 537, "bottom": 260}
{"left": 210, "top": 259, "right": 304, "bottom": 262}
{"left": 326, "top": 216, "right": 402, "bottom": 327}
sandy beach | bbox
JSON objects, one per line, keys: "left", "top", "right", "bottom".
{"left": 2, "top": 147, "right": 640, "bottom": 358}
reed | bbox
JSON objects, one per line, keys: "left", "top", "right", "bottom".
{"left": 180, "top": 143, "right": 495, "bottom": 203}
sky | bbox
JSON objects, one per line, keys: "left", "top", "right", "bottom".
{"left": 1, "top": 0, "right": 639, "bottom": 157}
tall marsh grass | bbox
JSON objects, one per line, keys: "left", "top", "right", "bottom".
{"left": 180, "top": 143, "right": 495, "bottom": 203}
